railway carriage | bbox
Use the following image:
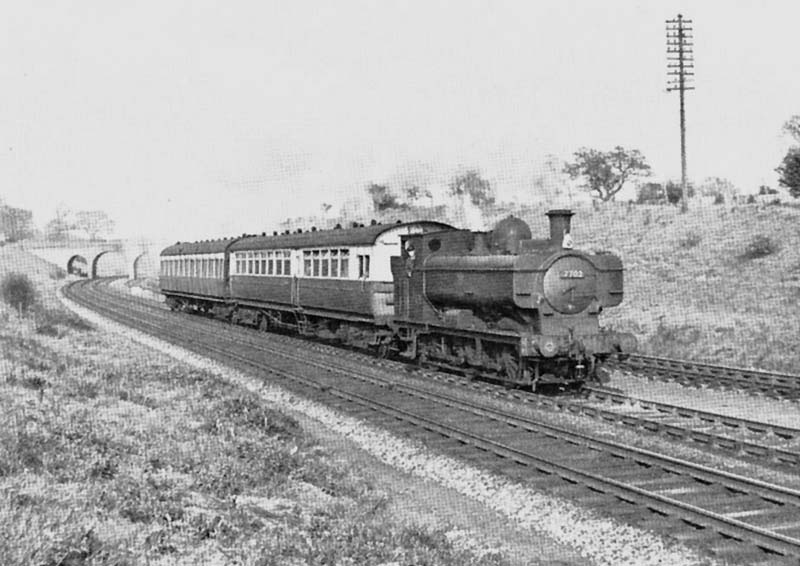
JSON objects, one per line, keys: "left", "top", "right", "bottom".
{"left": 160, "top": 239, "right": 232, "bottom": 311}
{"left": 160, "top": 221, "right": 451, "bottom": 346}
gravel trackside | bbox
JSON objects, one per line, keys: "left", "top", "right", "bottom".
{"left": 60, "top": 290, "right": 719, "bottom": 566}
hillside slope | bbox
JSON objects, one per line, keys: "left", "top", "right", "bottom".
{"left": 531, "top": 202, "right": 800, "bottom": 372}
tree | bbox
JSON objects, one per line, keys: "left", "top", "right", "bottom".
{"left": 777, "top": 147, "right": 800, "bottom": 198}
{"left": 403, "top": 184, "right": 432, "bottom": 202}
{"left": 665, "top": 180, "right": 696, "bottom": 204}
{"left": 636, "top": 182, "right": 668, "bottom": 204}
{"left": 448, "top": 169, "right": 494, "bottom": 206}
{"left": 0, "top": 205, "right": 34, "bottom": 242}
{"left": 73, "top": 210, "right": 114, "bottom": 240}
{"left": 366, "top": 183, "right": 406, "bottom": 212}
{"left": 783, "top": 115, "right": 800, "bottom": 144}
{"left": 636, "top": 180, "right": 695, "bottom": 205}
{"left": 563, "top": 146, "right": 651, "bottom": 202}
{"left": 698, "top": 177, "right": 736, "bottom": 204}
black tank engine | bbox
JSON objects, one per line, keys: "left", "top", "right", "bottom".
{"left": 391, "top": 210, "right": 635, "bottom": 388}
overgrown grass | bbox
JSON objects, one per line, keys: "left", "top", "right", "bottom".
{"left": 0, "top": 313, "right": 512, "bottom": 565}
{"left": 739, "top": 234, "right": 780, "bottom": 260}
{"left": 677, "top": 231, "right": 701, "bottom": 249}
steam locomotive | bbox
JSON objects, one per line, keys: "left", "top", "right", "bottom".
{"left": 159, "top": 210, "right": 635, "bottom": 390}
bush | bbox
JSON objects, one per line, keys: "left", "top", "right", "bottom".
{"left": 49, "top": 267, "right": 67, "bottom": 280}
{"left": 739, "top": 235, "right": 779, "bottom": 260}
{"left": 678, "top": 231, "right": 701, "bottom": 249}
{"left": 33, "top": 306, "right": 93, "bottom": 334}
{"left": 1, "top": 273, "right": 37, "bottom": 313}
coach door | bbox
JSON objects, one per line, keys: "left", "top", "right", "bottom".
{"left": 291, "top": 275, "right": 301, "bottom": 306}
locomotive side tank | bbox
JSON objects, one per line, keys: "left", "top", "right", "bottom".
{"left": 392, "top": 210, "right": 635, "bottom": 388}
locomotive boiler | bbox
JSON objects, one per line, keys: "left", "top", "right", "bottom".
{"left": 390, "top": 210, "right": 635, "bottom": 389}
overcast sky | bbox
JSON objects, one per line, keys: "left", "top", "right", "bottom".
{"left": 1, "top": 1, "right": 798, "bottom": 240}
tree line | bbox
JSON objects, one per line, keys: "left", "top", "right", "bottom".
{"left": 0, "top": 202, "right": 115, "bottom": 244}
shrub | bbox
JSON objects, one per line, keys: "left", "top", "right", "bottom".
{"left": 678, "top": 231, "right": 701, "bottom": 249}
{"left": 49, "top": 267, "right": 67, "bottom": 280}
{"left": 739, "top": 235, "right": 779, "bottom": 260}
{"left": 33, "top": 306, "right": 93, "bottom": 334}
{"left": 1, "top": 273, "right": 37, "bottom": 313}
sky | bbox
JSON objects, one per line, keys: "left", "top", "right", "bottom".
{"left": 1, "top": 1, "right": 798, "bottom": 241}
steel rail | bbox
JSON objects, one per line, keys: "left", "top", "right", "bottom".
{"left": 618, "top": 354, "right": 800, "bottom": 398}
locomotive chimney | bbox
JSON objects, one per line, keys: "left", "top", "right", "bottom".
{"left": 545, "top": 209, "right": 574, "bottom": 247}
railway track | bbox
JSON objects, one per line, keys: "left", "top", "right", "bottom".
{"left": 65, "top": 279, "right": 800, "bottom": 564}
{"left": 617, "top": 354, "right": 800, "bottom": 399}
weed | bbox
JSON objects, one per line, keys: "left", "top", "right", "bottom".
{"left": 254, "top": 506, "right": 509, "bottom": 566}
{"left": 646, "top": 321, "right": 703, "bottom": 358}
{"left": 34, "top": 305, "right": 93, "bottom": 333}
{"left": 678, "top": 231, "right": 701, "bottom": 249}
{"left": 49, "top": 266, "right": 67, "bottom": 280}
{"left": 194, "top": 438, "right": 303, "bottom": 497}
{"left": 102, "top": 473, "right": 187, "bottom": 524}
{"left": 205, "top": 394, "right": 301, "bottom": 438}
{"left": 739, "top": 234, "right": 779, "bottom": 260}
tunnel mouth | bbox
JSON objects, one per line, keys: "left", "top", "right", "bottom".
{"left": 67, "top": 255, "right": 89, "bottom": 277}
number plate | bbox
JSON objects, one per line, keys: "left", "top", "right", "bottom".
{"left": 559, "top": 270, "right": 584, "bottom": 279}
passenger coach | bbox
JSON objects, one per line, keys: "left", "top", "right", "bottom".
{"left": 159, "top": 221, "right": 451, "bottom": 341}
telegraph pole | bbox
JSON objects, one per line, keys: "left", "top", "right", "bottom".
{"left": 666, "top": 14, "right": 694, "bottom": 212}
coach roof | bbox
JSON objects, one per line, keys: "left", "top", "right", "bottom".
{"left": 160, "top": 221, "right": 454, "bottom": 256}
{"left": 160, "top": 237, "right": 240, "bottom": 256}
{"left": 228, "top": 221, "right": 453, "bottom": 252}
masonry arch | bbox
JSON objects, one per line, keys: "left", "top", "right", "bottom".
{"left": 91, "top": 250, "right": 127, "bottom": 279}
{"left": 67, "top": 254, "right": 89, "bottom": 277}
{"left": 132, "top": 252, "right": 158, "bottom": 279}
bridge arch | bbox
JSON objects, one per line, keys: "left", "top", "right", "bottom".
{"left": 132, "top": 251, "right": 158, "bottom": 279}
{"left": 67, "top": 254, "right": 89, "bottom": 277}
{"left": 91, "top": 250, "right": 127, "bottom": 279}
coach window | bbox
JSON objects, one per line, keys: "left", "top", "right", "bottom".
{"left": 321, "top": 250, "right": 329, "bottom": 277}
{"left": 312, "top": 250, "right": 320, "bottom": 276}
{"left": 275, "top": 253, "right": 283, "bottom": 275}
{"left": 358, "top": 254, "right": 370, "bottom": 278}
{"left": 340, "top": 250, "right": 350, "bottom": 278}
{"left": 260, "top": 254, "right": 267, "bottom": 276}
{"left": 330, "top": 250, "right": 339, "bottom": 277}
{"left": 254, "top": 253, "right": 261, "bottom": 275}
{"left": 303, "top": 251, "right": 312, "bottom": 276}
{"left": 283, "top": 251, "right": 291, "bottom": 275}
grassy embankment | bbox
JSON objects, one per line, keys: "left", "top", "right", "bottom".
{"left": 0, "top": 246, "right": 510, "bottom": 566}
{"left": 508, "top": 202, "right": 800, "bottom": 372}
